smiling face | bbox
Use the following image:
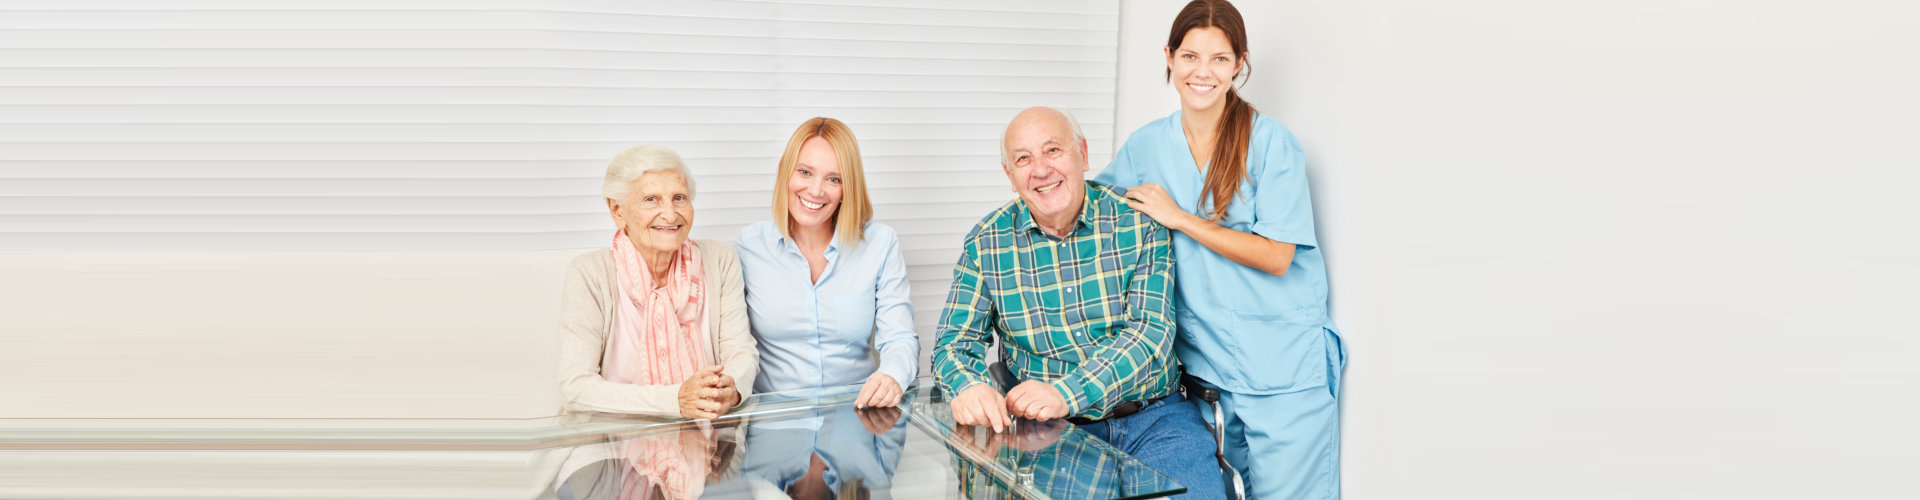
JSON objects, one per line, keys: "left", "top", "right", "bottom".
{"left": 1166, "top": 26, "right": 1244, "bottom": 113}
{"left": 1001, "top": 108, "right": 1090, "bottom": 223}
{"left": 607, "top": 170, "right": 693, "bottom": 254}
{"left": 786, "top": 136, "right": 844, "bottom": 234}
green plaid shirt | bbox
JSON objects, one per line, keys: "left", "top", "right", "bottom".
{"left": 931, "top": 182, "right": 1180, "bottom": 420}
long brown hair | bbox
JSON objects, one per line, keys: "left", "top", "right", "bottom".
{"left": 771, "top": 117, "right": 872, "bottom": 246}
{"left": 1168, "top": 0, "right": 1255, "bottom": 222}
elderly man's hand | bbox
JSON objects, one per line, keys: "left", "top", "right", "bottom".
{"left": 950, "top": 384, "right": 1012, "bottom": 432}
{"left": 677, "top": 365, "right": 730, "bottom": 419}
{"left": 1005, "top": 380, "right": 1069, "bottom": 421}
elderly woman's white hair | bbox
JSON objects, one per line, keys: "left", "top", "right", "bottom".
{"left": 602, "top": 145, "right": 697, "bottom": 201}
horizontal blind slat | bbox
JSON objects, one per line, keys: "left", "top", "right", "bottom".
{"left": 1, "top": 1, "right": 1118, "bottom": 252}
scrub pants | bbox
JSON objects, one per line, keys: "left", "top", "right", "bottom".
{"left": 1198, "top": 330, "right": 1344, "bottom": 500}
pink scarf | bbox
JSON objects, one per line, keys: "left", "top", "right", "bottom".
{"left": 615, "top": 428, "right": 717, "bottom": 500}
{"left": 604, "top": 230, "right": 712, "bottom": 387}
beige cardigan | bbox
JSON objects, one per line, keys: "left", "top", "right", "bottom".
{"left": 556, "top": 239, "right": 759, "bottom": 416}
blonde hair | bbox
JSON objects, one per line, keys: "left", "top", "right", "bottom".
{"left": 602, "top": 145, "right": 694, "bottom": 201}
{"left": 771, "top": 117, "right": 871, "bottom": 246}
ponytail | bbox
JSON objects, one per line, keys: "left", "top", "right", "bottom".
{"left": 1200, "top": 90, "right": 1256, "bottom": 222}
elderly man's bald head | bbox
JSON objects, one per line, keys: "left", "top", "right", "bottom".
{"left": 1000, "top": 107, "right": 1087, "bottom": 165}
{"left": 998, "top": 106, "right": 1094, "bottom": 237}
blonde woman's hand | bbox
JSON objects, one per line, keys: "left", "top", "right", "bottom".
{"left": 854, "top": 373, "right": 903, "bottom": 408}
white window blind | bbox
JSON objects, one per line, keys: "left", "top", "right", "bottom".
{"left": 0, "top": 0, "right": 1117, "bottom": 332}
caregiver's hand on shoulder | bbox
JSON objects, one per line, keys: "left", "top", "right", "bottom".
{"left": 1122, "top": 183, "right": 1198, "bottom": 231}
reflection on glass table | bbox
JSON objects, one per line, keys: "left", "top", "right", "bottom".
{"left": 0, "top": 378, "right": 1182, "bottom": 499}
{"left": 550, "top": 420, "right": 743, "bottom": 500}
{"left": 906, "top": 386, "right": 1186, "bottom": 500}
{"left": 552, "top": 394, "right": 913, "bottom": 500}
{"left": 549, "top": 379, "right": 1184, "bottom": 500}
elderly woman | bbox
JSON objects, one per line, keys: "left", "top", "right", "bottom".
{"left": 736, "top": 118, "right": 918, "bottom": 408}
{"left": 558, "top": 145, "right": 758, "bottom": 419}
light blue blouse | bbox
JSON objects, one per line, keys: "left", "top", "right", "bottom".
{"left": 736, "top": 220, "right": 919, "bottom": 393}
{"left": 1094, "top": 110, "right": 1344, "bottom": 396}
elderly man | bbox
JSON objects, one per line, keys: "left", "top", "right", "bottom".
{"left": 930, "top": 107, "right": 1225, "bottom": 498}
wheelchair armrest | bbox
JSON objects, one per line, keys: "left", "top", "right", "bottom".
{"left": 988, "top": 361, "right": 1019, "bottom": 392}
{"left": 1180, "top": 374, "right": 1221, "bottom": 403}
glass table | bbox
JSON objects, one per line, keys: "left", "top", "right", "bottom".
{"left": 0, "top": 378, "right": 1184, "bottom": 499}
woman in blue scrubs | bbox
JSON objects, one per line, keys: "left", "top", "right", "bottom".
{"left": 1093, "top": 1, "right": 1345, "bottom": 498}
{"left": 736, "top": 117, "right": 918, "bottom": 408}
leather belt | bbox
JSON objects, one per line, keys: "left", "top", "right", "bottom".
{"left": 1066, "top": 395, "right": 1165, "bottom": 426}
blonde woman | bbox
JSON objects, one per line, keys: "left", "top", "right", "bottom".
{"left": 737, "top": 118, "right": 918, "bottom": 408}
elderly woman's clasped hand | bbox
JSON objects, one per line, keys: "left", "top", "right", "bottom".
{"left": 676, "top": 365, "right": 741, "bottom": 419}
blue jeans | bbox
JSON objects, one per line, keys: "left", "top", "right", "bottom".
{"left": 1076, "top": 391, "right": 1227, "bottom": 500}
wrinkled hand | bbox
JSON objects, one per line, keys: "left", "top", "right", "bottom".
{"left": 1121, "top": 183, "right": 1198, "bottom": 232}
{"left": 677, "top": 365, "right": 734, "bottom": 419}
{"left": 1004, "top": 380, "right": 1069, "bottom": 421}
{"left": 856, "top": 405, "right": 903, "bottom": 435}
{"left": 949, "top": 384, "right": 1012, "bottom": 432}
{"left": 855, "top": 373, "right": 903, "bottom": 408}
{"left": 711, "top": 370, "right": 742, "bottom": 409}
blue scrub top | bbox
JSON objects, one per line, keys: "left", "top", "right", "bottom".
{"left": 1094, "top": 110, "right": 1342, "bottom": 395}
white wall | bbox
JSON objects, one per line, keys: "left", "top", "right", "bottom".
{"left": 0, "top": 1, "right": 1120, "bottom": 419}
{"left": 6, "top": 0, "right": 1916, "bottom": 494}
{"left": 1119, "top": 0, "right": 1919, "bottom": 498}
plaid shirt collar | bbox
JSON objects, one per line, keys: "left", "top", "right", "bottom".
{"left": 1011, "top": 183, "right": 1106, "bottom": 238}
